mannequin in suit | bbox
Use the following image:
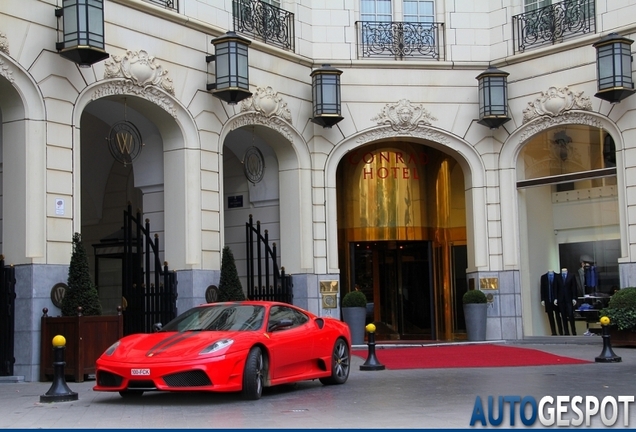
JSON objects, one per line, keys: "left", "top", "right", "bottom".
{"left": 558, "top": 268, "right": 577, "bottom": 336}
{"left": 540, "top": 270, "right": 563, "bottom": 336}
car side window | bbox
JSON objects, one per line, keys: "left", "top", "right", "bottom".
{"left": 268, "top": 306, "right": 309, "bottom": 331}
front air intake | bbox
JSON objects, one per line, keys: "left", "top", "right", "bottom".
{"left": 163, "top": 370, "right": 212, "bottom": 387}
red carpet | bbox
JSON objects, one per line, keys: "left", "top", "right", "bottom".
{"left": 352, "top": 344, "right": 591, "bottom": 369}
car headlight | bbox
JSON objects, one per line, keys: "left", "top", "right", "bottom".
{"left": 200, "top": 339, "right": 234, "bottom": 355}
{"left": 104, "top": 340, "right": 120, "bottom": 356}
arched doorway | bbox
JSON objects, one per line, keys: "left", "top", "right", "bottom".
{"left": 336, "top": 141, "right": 468, "bottom": 340}
{"left": 516, "top": 123, "right": 620, "bottom": 336}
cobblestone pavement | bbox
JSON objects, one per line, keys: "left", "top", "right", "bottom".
{"left": 1, "top": 340, "right": 635, "bottom": 429}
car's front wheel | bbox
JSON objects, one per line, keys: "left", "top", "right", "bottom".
{"left": 320, "top": 338, "right": 350, "bottom": 385}
{"left": 242, "top": 347, "right": 265, "bottom": 400}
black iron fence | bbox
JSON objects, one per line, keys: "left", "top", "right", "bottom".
{"left": 0, "top": 256, "right": 16, "bottom": 376}
{"left": 512, "top": 0, "right": 595, "bottom": 53}
{"left": 356, "top": 21, "right": 444, "bottom": 60}
{"left": 233, "top": 0, "right": 295, "bottom": 51}
{"left": 122, "top": 204, "right": 178, "bottom": 334}
{"left": 245, "top": 215, "right": 293, "bottom": 304}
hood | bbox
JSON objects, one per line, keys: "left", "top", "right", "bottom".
{"left": 108, "top": 331, "right": 246, "bottom": 362}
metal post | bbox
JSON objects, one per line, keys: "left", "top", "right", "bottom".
{"left": 595, "top": 317, "right": 621, "bottom": 363}
{"left": 360, "top": 323, "right": 385, "bottom": 371}
{"left": 40, "top": 335, "right": 78, "bottom": 403}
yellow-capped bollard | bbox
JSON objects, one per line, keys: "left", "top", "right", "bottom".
{"left": 360, "top": 323, "right": 385, "bottom": 371}
{"left": 40, "top": 335, "right": 79, "bottom": 403}
{"left": 595, "top": 317, "right": 621, "bottom": 363}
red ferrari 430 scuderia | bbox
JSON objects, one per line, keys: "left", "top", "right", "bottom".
{"left": 93, "top": 301, "right": 351, "bottom": 400}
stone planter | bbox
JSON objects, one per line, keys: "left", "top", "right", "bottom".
{"left": 342, "top": 307, "right": 367, "bottom": 345}
{"left": 463, "top": 303, "right": 488, "bottom": 341}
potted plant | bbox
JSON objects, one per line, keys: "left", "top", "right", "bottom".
{"left": 341, "top": 290, "right": 368, "bottom": 345}
{"left": 40, "top": 233, "right": 123, "bottom": 382}
{"left": 463, "top": 289, "right": 488, "bottom": 341}
{"left": 600, "top": 287, "right": 636, "bottom": 347}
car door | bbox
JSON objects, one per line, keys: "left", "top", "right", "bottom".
{"left": 266, "top": 305, "right": 315, "bottom": 380}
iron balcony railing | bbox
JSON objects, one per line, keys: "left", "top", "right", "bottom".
{"left": 356, "top": 21, "right": 444, "bottom": 60}
{"left": 233, "top": 0, "right": 295, "bottom": 51}
{"left": 512, "top": 0, "right": 595, "bottom": 53}
{"left": 144, "top": 0, "right": 178, "bottom": 11}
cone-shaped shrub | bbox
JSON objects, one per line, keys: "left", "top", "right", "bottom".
{"left": 218, "top": 246, "right": 246, "bottom": 302}
{"left": 61, "top": 232, "right": 102, "bottom": 316}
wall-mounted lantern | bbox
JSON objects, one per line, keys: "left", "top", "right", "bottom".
{"left": 593, "top": 33, "right": 635, "bottom": 104}
{"left": 310, "top": 64, "right": 343, "bottom": 128}
{"left": 476, "top": 66, "right": 510, "bottom": 129}
{"left": 55, "top": 0, "right": 109, "bottom": 67}
{"left": 206, "top": 31, "right": 252, "bottom": 105}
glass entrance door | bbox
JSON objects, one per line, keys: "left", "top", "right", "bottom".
{"left": 352, "top": 241, "right": 434, "bottom": 340}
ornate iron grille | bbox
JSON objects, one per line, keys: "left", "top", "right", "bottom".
{"left": 233, "top": 0, "right": 295, "bottom": 51}
{"left": 512, "top": 0, "right": 595, "bottom": 54}
{"left": 357, "top": 21, "right": 444, "bottom": 60}
{"left": 144, "top": 0, "right": 179, "bottom": 11}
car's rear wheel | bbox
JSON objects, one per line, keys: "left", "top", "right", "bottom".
{"left": 242, "top": 347, "right": 264, "bottom": 400}
{"left": 119, "top": 390, "right": 144, "bottom": 398}
{"left": 320, "top": 337, "right": 350, "bottom": 385}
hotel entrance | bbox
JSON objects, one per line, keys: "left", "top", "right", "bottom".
{"left": 352, "top": 241, "right": 434, "bottom": 340}
{"left": 337, "top": 141, "right": 468, "bottom": 341}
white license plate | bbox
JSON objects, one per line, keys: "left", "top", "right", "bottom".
{"left": 131, "top": 368, "right": 150, "bottom": 376}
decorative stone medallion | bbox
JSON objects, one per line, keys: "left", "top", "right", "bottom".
{"left": 104, "top": 50, "right": 175, "bottom": 95}
{"left": 522, "top": 87, "right": 592, "bottom": 123}
{"left": 243, "top": 146, "right": 265, "bottom": 184}
{"left": 372, "top": 99, "right": 437, "bottom": 132}
{"left": 241, "top": 86, "right": 292, "bottom": 122}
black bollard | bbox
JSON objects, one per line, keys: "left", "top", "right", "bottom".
{"left": 595, "top": 317, "right": 621, "bottom": 363}
{"left": 40, "top": 335, "right": 79, "bottom": 403}
{"left": 360, "top": 323, "right": 385, "bottom": 371}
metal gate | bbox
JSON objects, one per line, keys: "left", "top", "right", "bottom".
{"left": 245, "top": 214, "right": 292, "bottom": 303}
{"left": 0, "top": 256, "right": 16, "bottom": 376}
{"left": 122, "top": 204, "right": 178, "bottom": 335}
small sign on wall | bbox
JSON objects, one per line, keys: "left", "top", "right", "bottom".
{"left": 228, "top": 195, "right": 243, "bottom": 209}
{"left": 55, "top": 198, "right": 65, "bottom": 215}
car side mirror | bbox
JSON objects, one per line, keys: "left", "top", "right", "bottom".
{"left": 268, "top": 319, "right": 293, "bottom": 332}
{"left": 153, "top": 322, "right": 163, "bottom": 332}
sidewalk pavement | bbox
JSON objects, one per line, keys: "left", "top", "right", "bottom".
{"left": 1, "top": 338, "right": 635, "bottom": 429}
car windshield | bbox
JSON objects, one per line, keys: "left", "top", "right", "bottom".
{"left": 161, "top": 304, "right": 265, "bottom": 332}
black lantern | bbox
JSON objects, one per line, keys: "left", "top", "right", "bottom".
{"left": 55, "top": 0, "right": 109, "bottom": 67}
{"left": 476, "top": 66, "right": 510, "bottom": 129}
{"left": 593, "top": 33, "right": 635, "bottom": 104}
{"left": 206, "top": 31, "right": 252, "bottom": 105}
{"left": 310, "top": 64, "right": 343, "bottom": 128}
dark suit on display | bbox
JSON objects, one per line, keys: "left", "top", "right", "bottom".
{"left": 558, "top": 270, "right": 577, "bottom": 335}
{"left": 540, "top": 271, "right": 563, "bottom": 336}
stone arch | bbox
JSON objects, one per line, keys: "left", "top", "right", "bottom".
{"left": 499, "top": 111, "right": 627, "bottom": 267}
{"left": 0, "top": 52, "right": 46, "bottom": 263}
{"left": 220, "top": 111, "right": 313, "bottom": 273}
{"left": 325, "top": 124, "right": 488, "bottom": 272}
{"left": 73, "top": 79, "right": 202, "bottom": 269}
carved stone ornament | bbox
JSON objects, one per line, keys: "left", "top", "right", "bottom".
{"left": 0, "top": 32, "right": 9, "bottom": 55}
{"left": 240, "top": 86, "right": 292, "bottom": 122}
{"left": 518, "top": 112, "right": 602, "bottom": 144}
{"left": 0, "top": 58, "right": 14, "bottom": 84}
{"left": 230, "top": 112, "right": 293, "bottom": 143}
{"left": 104, "top": 50, "right": 175, "bottom": 95}
{"left": 356, "top": 126, "right": 450, "bottom": 146}
{"left": 372, "top": 99, "right": 438, "bottom": 132}
{"left": 522, "top": 87, "right": 592, "bottom": 123}
{"left": 91, "top": 82, "right": 177, "bottom": 118}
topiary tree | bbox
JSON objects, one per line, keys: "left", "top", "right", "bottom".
{"left": 600, "top": 287, "right": 636, "bottom": 331}
{"left": 218, "top": 246, "right": 246, "bottom": 302}
{"left": 61, "top": 232, "right": 102, "bottom": 316}
{"left": 342, "top": 290, "right": 367, "bottom": 308}
{"left": 463, "top": 289, "right": 487, "bottom": 304}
